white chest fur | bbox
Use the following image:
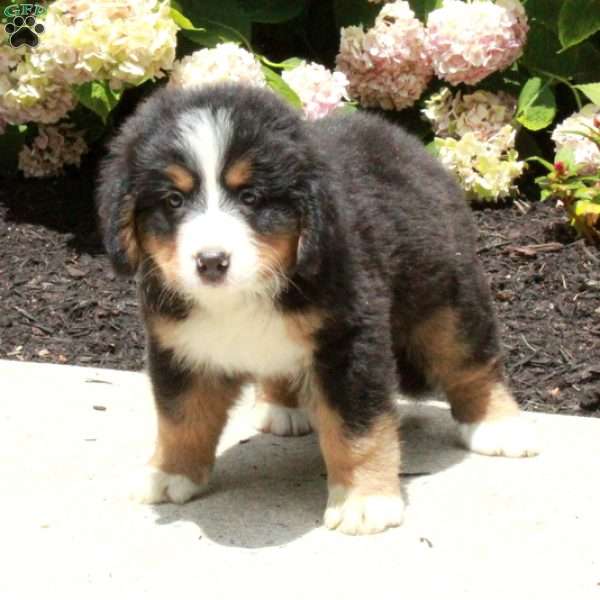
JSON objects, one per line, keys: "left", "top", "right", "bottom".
{"left": 154, "top": 300, "right": 314, "bottom": 378}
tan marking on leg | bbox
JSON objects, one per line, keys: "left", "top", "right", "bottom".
{"left": 165, "top": 164, "right": 195, "bottom": 193}
{"left": 224, "top": 158, "right": 253, "bottom": 190}
{"left": 151, "top": 374, "right": 242, "bottom": 484}
{"left": 257, "top": 376, "right": 300, "bottom": 409}
{"left": 411, "top": 307, "right": 519, "bottom": 424}
{"left": 253, "top": 375, "right": 313, "bottom": 436}
{"left": 410, "top": 306, "right": 468, "bottom": 382}
{"left": 311, "top": 383, "right": 404, "bottom": 534}
{"left": 314, "top": 394, "right": 401, "bottom": 496}
{"left": 445, "top": 366, "right": 519, "bottom": 423}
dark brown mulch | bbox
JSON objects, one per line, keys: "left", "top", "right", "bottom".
{"left": 0, "top": 167, "right": 145, "bottom": 371}
{"left": 0, "top": 168, "right": 599, "bottom": 417}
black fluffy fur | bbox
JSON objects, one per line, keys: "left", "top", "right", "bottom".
{"left": 97, "top": 83, "right": 503, "bottom": 436}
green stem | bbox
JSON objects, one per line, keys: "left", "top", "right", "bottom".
{"left": 531, "top": 68, "right": 583, "bottom": 110}
{"left": 258, "top": 55, "right": 286, "bottom": 69}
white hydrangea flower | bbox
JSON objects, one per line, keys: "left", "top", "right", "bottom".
{"left": 17, "top": 123, "right": 88, "bottom": 178}
{"left": 426, "top": 0, "right": 528, "bottom": 85}
{"left": 551, "top": 104, "right": 600, "bottom": 175}
{"left": 0, "top": 44, "right": 25, "bottom": 73}
{"left": 436, "top": 124, "right": 525, "bottom": 201}
{"left": 336, "top": 1, "right": 432, "bottom": 110}
{"left": 0, "top": 0, "right": 177, "bottom": 126}
{"left": 0, "top": 63, "right": 76, "bottom": 125}
{"left": 282, "top": 61, "right": 348, "bottom": 120}
{"left": 169, "top": 43, "right": 265, "bottom": 89}
{"left": 30, "top": 0, "right": 178, "bottom": 88}
{"left": 423, "top": 87, "right": 517, "bottom": 140}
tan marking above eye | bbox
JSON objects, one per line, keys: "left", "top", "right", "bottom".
{"left": 165, "top": 164, "right": 195, "bottom": 193}
{"left": 224, "top": 158, "right": 253, "bottom": 190}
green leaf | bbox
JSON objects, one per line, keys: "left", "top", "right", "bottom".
{"left": 333, "top": 0, "right": 379, "bottom": 28}
{"left": 526, "top": 155, "right": 554, "bottom": 170}
{"left": 261, "top": 65, "right": 302, "bottom": 108}
{"left": 575, "top": 83, "right": 600, "bottom": 105}
{"left": 176, "top": 0, "right": 251, "bottom": 47}
{"left": 410, "top": 0, "right": 443, "bottom": 22}
{"left": 259, "top": 56, "right": 304, "bottom": 70}
{"left": 516, "top": 77, "right": 557, "bottom": 131}
{"left": 72, "top": 81, "right": 122, "bottom": 124}
{"left": 0, "top": 124, "right": 28, "bottom": 177}
{"left": 555, "top": 146, "right": 577, "bottom": 172}
{"left": 279, "top": 57, "right": 304, "bottom": 70}
{"left": 523, "top": 0, "right": 563, "bottom": 31}
{"left": 170, "top": 6, "right": 199, "bottom": 31}
{"left": 241, "top": 0, "right": 307, "bottom": 24}
{"left": 574, "top": 42, "right": 600, "bottom": 82}
{"left": 558, "top": 0, "right": 600, "bottom": 50}
{"left": 425, "top": 140, "right": 440, "bottom": 157}
{"left": 521, "top": 21, "right": 573, "bottom": 79}
{"left": 574, "top": 197, "right": 600, "bottom": 219}
{"left": 330, "top": 102, "right": 359, "bottom": 117}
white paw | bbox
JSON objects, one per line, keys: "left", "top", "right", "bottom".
{"left": 323, "top": 485, "right": 405, "bottom": 535}
{"left": 458, "top": 416, "right": 540, "bottom": 458}
{"left": 252, "top": 401, "right": 313, "bottom": 436}
{"left": 130, "top": 466, "right": 209, "bottom": 505}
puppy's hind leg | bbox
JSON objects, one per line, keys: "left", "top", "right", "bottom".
{"left": 253, "top": 376, "right": 313, "bottom": 437}
{"left": 412, "top": 307, "right": 539, "bottom": 458}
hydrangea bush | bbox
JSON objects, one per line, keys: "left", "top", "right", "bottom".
{"left": 1, "top": 0, "right": 599, "bottom": 241}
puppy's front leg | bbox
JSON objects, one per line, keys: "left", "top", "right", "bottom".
{"left": 313, "top": 336, "right": 404, "bottom": 535}
{"left": 134, "top": 342, "right": 242, "bottom": 504}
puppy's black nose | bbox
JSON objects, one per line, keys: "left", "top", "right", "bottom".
{"left": 195, "top": 250, "right": 230, "bottom": 283}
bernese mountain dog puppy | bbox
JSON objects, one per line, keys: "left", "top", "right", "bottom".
{"left": 96, "top": 83, "right": 538, "bottom": 535}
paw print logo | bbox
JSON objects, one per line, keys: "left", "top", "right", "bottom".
{"left": 5, "top": 15, "right": 45, "bottom": 48}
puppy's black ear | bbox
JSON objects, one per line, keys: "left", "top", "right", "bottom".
{"left": 95, "top": 136, "right": 140, "bottom": 276}
{"left": 294, "top": 178, "right": 324, "bottom": 280}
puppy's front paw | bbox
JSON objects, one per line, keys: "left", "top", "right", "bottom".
{"left": 252, "top": 401, "right": 313, "bottom": 436}
{"left": 130, "top": 466, "right": 209, "bottom": 504}
{"left": 324, "top": 485, "right": 405, "bottom": 535}
{"left": 458, "top": 416, "right": 540, "bottom": 458}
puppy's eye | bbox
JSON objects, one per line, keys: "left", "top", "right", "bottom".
{"left": 239, "top": 189, "right": 259, "bottom": 207}
{"left": 165, "top": 193, "right": 184, "bottom": 209}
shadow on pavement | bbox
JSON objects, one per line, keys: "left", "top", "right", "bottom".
{"left": 152, "top": 401, "right": 468, "bottom": 548}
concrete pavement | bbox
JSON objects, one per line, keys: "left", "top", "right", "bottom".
{"left": 1, "top": 359, "right": 599, "bottom": 599}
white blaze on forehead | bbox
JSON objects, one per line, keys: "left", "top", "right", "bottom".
{"left": 173, "top": 107, "right": 264, "bottom": 300}
{"left": 177, "top": 107, "right": 231, "bottom": 211}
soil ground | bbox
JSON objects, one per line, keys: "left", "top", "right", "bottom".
{"left": 1, "top": 167, "right": 598, "bottom": 417}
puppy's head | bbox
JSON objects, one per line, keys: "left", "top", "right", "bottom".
{"left": 96, "top": 84, "right": 324, "bottom": 305}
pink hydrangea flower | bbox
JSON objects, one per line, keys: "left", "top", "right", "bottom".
{"left": 17, "top": 123, "right": 88, "bottom": 178}
{"left": 336, "top": 1, "right": 432, "bottom": 111}
{"left": 282, "top": 61, "right": 348, "bottom": 120}
{"left": 426, "top": 0, "right": 528, "bottom": 86}
{"left": 552, "top": 104, "right": 600, "bottom": 175}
